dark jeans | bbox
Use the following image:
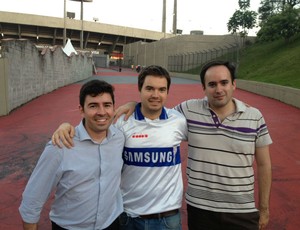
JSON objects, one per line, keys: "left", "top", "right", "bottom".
{"left": 187, "top": 204, "right": 259, "bottom": 230}
{"left": 52, "top": 222, "right": 67, "bottom": 230}
{"left": 52, "top": 217, "right": 120, "bottom": 230}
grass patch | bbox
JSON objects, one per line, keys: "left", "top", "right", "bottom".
{"left": 184, "top": 35, "right": 300, "bottom": 89}
{"left": 236, "top": 35, "right": 300, "bottom": 89}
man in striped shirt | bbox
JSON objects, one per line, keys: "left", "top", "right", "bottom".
{"left": 173, "top": 60, "right": 272, "bottom": 230}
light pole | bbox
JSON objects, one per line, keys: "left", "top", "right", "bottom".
{"left": 162, "top": 0, "right": 166, "bottom": 35}
{"left": 173, "top": 0, "right": 177, "bottom": 34}
{"left": 63, "top": 0, "right": 67, "bottom": 47}
{"left": 70, "top": 0, "right": 93, "bottom": 49}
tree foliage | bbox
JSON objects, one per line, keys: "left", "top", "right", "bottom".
{"left": 258, "top": 0, "right": 300, "bottom": 24}
{"left": 258, "top": 0, "right": 282, "bottom": 23}
{"left": 227, "top": 0, "right": 258, "bottom": 37}
{"left": 257, "top": 1, "right": 300, "bottom": 42}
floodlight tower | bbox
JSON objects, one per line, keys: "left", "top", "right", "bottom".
{"left": 162, "top": 0, "right": 166, "bottom": 35}
{"left": 173, "top": 0, "right": 177, "bottom": 34}
{"left": 70, "top": 0, "right": 93, "bottom": 49}
{"left": 63, "top": 0, "right": 67, "bottom": 47}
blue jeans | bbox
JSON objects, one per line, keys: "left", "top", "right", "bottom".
{"left": 119, "top": 212, "right": 182, "bottom": 230}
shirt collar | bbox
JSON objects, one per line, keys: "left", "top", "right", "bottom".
{"left": 233, "top": 98, "right": 247, "bottom": 113}
{"left": 77, "top": 120, "right": 115, "bottom": 142}
{"left": 134, "top": 102, "right": 168, "bottom": 120}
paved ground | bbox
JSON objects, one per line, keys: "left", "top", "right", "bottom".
{"left": 0, "top": 68, "right": 299, "bottom": 230}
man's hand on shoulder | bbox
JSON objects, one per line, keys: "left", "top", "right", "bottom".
{"left": 51, "top": 122, "right": 75, "bottom": 149}
{"left": 113, "top": 102, "right": 137, "bottom": 123}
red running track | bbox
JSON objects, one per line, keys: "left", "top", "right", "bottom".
{"left": 0, "top": 68, "right": 299, "bottom": 230}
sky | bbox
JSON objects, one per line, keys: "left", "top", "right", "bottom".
{"left": 2, "top": 0, "right": 262, "bottom": 36}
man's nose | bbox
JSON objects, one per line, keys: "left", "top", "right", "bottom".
{"left": 152, "top": 90, "right": 159, "bottom": 97}
{"left": 215, "top": 83, "right": 223, "bottom": 92}
{"left": 97, "top": 106, "right": 105, "bottom": 114}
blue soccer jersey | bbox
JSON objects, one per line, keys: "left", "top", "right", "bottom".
{"left": 115, "top": 103, "right": 187, "bottom": 216}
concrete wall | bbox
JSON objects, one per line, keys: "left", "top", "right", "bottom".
{"left": 123, "top": 34, "right": 253, "bottom": 69}
{"left": 0, "top": 58, "right": 9, "bottom": 115}
{"left": 0, "top": 39, "right": 93, "bottom": 116}
{"left": 236, "top": 79, "right": 300, "bottom": 109}
{"left": 170, "top": 72, "right": 300, "bottom": 109}
{"left": 93, "top": 54, "right": 109, "bottom": 68}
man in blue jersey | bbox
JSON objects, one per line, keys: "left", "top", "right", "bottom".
{"left": 52, "top": 66, "right": 188, "bottom": 230}
{"left": 19, "top": 80, "right": 125, "bottom": 230}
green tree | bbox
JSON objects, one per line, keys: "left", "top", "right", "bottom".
{"left": 258, "top": 0, "right": 300, "bottom": 24}
{"left": 258, "top": 0, "right": 281, "bottom": 23}
{"left": 227, "top": 1, "right": 258, "bottom": 68}
{"left": 284, "top": 0, "right": 300, "bottom": 7}
{"left": 257, "top": 6, "right": 300, "bottom": 42}
{"left": 227, "top": 0, "right": 258, "bottom": 38}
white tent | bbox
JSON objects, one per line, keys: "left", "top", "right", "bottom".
{"left": 62, "top": 38, "right": 77, "bottom": 56}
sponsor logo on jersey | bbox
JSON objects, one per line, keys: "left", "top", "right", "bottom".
{"left": 131, "top": 134, "right": 148, "bottom": 138}
{"left": 123, "top": 146, "right": 181, "bottom": 167}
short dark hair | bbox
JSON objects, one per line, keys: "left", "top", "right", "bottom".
{"left": 138, "top": 65, "right": 171, "bottom": 92}
{"left": 200, "top": 60, "right": 236, "bottom": 86}
{"left": 79, "top": 80, "right": 115, "bottom": 107}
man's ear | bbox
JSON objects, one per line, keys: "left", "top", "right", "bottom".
{"left": 232, "top": 80, "right": 237, "bottom": 90}
{"left": 79, "top": 105, "right": 84, "bottom": 115}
